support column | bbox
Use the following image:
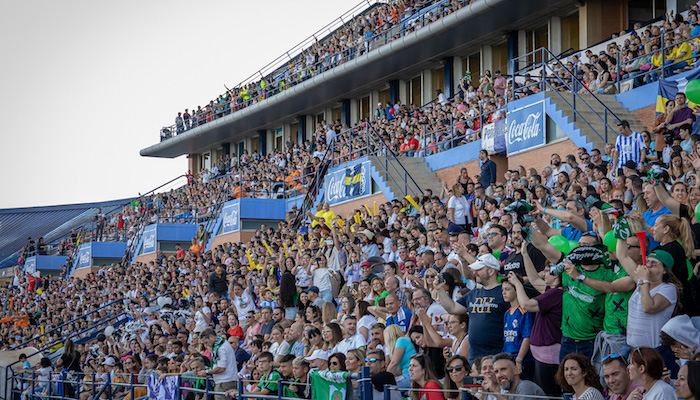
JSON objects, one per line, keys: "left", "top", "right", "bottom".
{"left": 443, "top": 57, "right": 454, "bottom": 98}
{"left": 258, "top": 130, "right": 267, "bottom": 156}
{"left": 350, "top": 99, "right": 359, "bottom": 125}
{"left": 422, "top": 69, "right": 433, "bottom": 105}
{"left": 549, "top": 16, "right": 562, "bottom": 56}
{"left": 506, "top": 31, "right": 518, "bottom": 75}
{"left": 482, "top": 45, "right": 493, "bottom": 74}
{"left": 298, "top": 115, "right": 307, "bottom": 144}
{"left": 389, "top": 80, "right": 400, "bottom": 105}
{"left": 398, "top": 80, "right": 408, "bottom": 105}
{"left": 341, "top": 99, "right": 351, "bottom": 127}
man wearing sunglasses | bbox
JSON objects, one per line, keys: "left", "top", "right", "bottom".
{"left": 602, "top": 354, "right": 641, "bottom": 400}
{"left": 366, "top": 349, "right": 398, "bottom": 397}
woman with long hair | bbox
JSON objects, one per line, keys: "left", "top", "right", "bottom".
{"left": 669, "top": 151, "right": 691, "bottom": 183}
{"left": 675, "top": 360, "right": 700, "bottom": 399}
{"left": 443, "top": 355, "right": 468, "bottom": 400}
{"left": 621, "top": 248, "right": 680, "bottom": 348}
{"left": 409, "top": 354, "right": 444, "bottom": 400}
{"left": 304, "top": 304, "right": 321, "bottom": 324}
{"left": 651, "top": 214, "right": 694, "bottom": 315}
{"left": 337, "top": 295, "right": 355, "bottom": 323}
{"left": 408, "top": 325, "right": 447, "bottom": 380}
{"left": 323, "top": 322, "right": 343, "bottom": 354}
{"left": 448, "top": 183, "right": 470, "bottom": 231}
{"left": 385, "top": 324, "right": 415, "bottom": 389}
{"left": 268, "top": 324, "right": 285, "bottom": 356}
{"left": 359, "top": 279, "right": 374, "bottom": 304}
{"left": 328, "top": 352, "right": 347, "bottom": 372}
{"left": 444, "top": 314, "right": 469, "bottom": 360}
{"left": 555, "top": 353, "right": 604, "bottom": 399}
{"left": 422, "top": 268, "right": 440, "bottom": 300}
{"left": 556, "top": 172, "right": 570, "bottom": 192}
{"left": 628, "top": 347, "right": 676, "bottom": 398}
{"left": 279, "top": 270, "right": 298, "bottom": 320}
{"left": 304, "top": 327, "right": 323, "bottom": 357}
{"left": 55, "top": 339, "right": 80, "bottom": 396}
{"left": 370, "top": 277, "right": 387, "bottom": 300}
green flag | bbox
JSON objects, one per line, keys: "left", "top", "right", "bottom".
{"left": 310, "top": 370, "right": 351, "bottom": 400}
{"left": 613, "top": 216, "right": 631, "bottom": 240}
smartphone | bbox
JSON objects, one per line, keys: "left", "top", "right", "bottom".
{"left": 315, "top": 257, "right": 322, "bottom": 262}
{"left": 463, "top": 376, "right": 484, "bottom": 388}
{"left": 437, "top": 274, "right": 445, "bottom": 283}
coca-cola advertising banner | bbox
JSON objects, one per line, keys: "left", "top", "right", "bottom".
{"left": 220, "top": 202, "right": 240, "bottom": 234}
{"left": 506, "top": 100, "right": 545, "bottom": 155}
{"left": 323, "top": 161, "right": 371, "bottom": 205}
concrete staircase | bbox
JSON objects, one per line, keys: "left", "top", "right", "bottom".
{"left": 369, "top": 155, "right": 443, "bottom": 200}
{"left": 546, "top": 92, "right": 647, "bottom": 150}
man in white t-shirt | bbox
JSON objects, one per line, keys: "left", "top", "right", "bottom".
{"left": 198, "top": 329, "right": 237, "bottom": 400}
{"left": 336, "top": 316, "right": 367, "bottom": 355}
{"left": 232, "top": 283, "right": 255, "bottom": 329}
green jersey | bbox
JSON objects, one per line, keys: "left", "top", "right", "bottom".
{"left": 258, "top": 370, "right": 282, "bottom": 393}
{"left": 562, "top": 265, "right": 615, "bottom": 340}
{"left": 603, "top": 264, "right": 633, "bottom": 335}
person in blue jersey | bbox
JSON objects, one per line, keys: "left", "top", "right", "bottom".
{"left": 613, "top": 120, "right": 646, "bottom": 175}
{"left": 368, "top": 293, "right": 413, "bottom": 333}
{"left": 502, "top": 273, "right": 535, "bottom": 382}
{"left": 437, "top": 253, "right": 508, "bottom": 364}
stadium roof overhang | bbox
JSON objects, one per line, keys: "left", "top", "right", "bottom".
{"left": 141, "top": 0, "right": 577, "bottom": 158}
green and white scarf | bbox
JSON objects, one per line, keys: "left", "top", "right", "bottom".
{"left": 211, "top": 335, "right": 226, "bottom": 366}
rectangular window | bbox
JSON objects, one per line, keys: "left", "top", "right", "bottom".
{"left": 360, "top": 96, "right": 370, "bottom": 121}
{"left": 561, "top": 12, "right": 579, "bottom": 54}
{"left": 492, "top": 42, "right": 509, "bottom": 75}
{"left": 432, "top": 67, "right": 445, "bottom": 99}
{"left": 411, "top": 76, "right": 422, "bottom": 106}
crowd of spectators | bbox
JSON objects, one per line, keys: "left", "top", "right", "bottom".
{"left": 8, "top": 84, "right": 700, "bottom": 400}
{"left": 162, "top": 0, "right": 480, "bottom": 140}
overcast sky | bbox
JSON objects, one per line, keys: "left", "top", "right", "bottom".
{"left": 0, "top": 0, "right": 359, "bottom": 209}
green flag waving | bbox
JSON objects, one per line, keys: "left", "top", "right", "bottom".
{"left": 310, "top": 370, "right": 351, "bottom": 400}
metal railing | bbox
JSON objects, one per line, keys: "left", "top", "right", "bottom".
{"left": 511, "top": 47, "right": 622, "bottom": 145}
{"left": 9, "top": 296, "right": 127, "bottom": 351}
{"left": 4, "top": 293, "right": 168, "bottom": 400}
{"left": 158, "top": 0, "right": 475, "bottom": 138}
{"left": 613, "top": 32, "right": 699, "bottom": 93}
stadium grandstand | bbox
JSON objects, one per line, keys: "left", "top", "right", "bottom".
{"left": 6, "top": 0, "right": 700, "bottom": 399}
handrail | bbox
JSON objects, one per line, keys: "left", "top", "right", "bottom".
{"left": 293, "top": 139, "right": 334, "bottom": 229}
{"left": 9, "top": 296, "right": 127, "bottom": 351}
{"left": 512, "top": 47, "right": 622, "bottom": 143}
{"left": 365, "top": 122, "right": 423, "bottom": 198}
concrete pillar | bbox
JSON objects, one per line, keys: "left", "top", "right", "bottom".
{"left": 507, "top": 31, "right": 519, "bottom": 75}
{"left": 482, "top": 45, "right": 493, "bottom": 74}
{"left": 258, "top": 130, "right": 267, "bottom": 156}
{"left": 422, "top": 69, "right": 433, "bottom": 105}
{"left": 371, "top": 90, "right": 380, "bottom": 112}
{"left": 549, "top": 16, "right": 562, "bottom": 56}
{"left": 350, "top": 99, "right": 359, "bottom": 125}
{"left": 267, "top": 130, "right": 274, "bottom": 153}
{"left": 298, "top": 115, "right": 307, "bottom": 144}
{"left": 399, "top": 80, "right": 408, "bottom": 105}
{"left": 341, "top": 99, "right": 351, "bottom": 127}
{"left": 443, "top": 57, "right": 454, "bottom": 98}
{"left": 453, "top": 57, "right": 464, "bottom": 89}
{"left": 518, "top": 30, "right": 527, "bottom": 57}
{"left": 187, "top": 154, "right": 198, "bottom": 174}
{"left": 389, "top": 80, "right": 400, "bottom": 105}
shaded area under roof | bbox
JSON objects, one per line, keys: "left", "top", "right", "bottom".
{"left": 0, "top": 198, "right": 132, "bottom": 269}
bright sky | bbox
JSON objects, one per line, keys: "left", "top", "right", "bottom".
{"left": 0, "top": 0, "right": 359, "bottom": 209}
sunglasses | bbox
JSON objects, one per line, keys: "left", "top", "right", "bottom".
{"left": 486, "top": 233, "right": 501, "bottom": 238}
{"left": 330, "top": 361, "right": 339, "bottom": 366}
{"left": 602, "top": 353, "right": 628, "bottom": 365}
{"left": 365, "top": 358, "right": 381, "bottom": 363}
{"left": 446, "top": 365, "right": 464, "bottom": 372}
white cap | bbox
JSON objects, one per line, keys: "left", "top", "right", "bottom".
{"left": 102, "top": 357, "right": 116, "bottom": 366}
{"left": 378, "top": 102, "right": 382, "bottom": 106}
{"left": 304, "top": 349, "right": 329, "bottom": 362}
{"left": 469, "top": 254, "right": 501, "bottom": 271}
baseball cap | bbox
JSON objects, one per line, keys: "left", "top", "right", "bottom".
{"left": 623, "top": 160, "right": 637, "bottom": 170}
{"left": 304, "top": 286, "right": 319, "bottom": 294}
{"left": 305, "top": 349, "right": 329, "bottom": 362}
{"left": 102, "top": 357, "right": 116, "bottom": 366}
{"left": 469, "top": 254, "right": 501, "bottom": 271}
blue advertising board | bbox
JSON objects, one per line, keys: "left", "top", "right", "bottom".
{"left": 324, "top": 161, "right": 371, "bottom": 205}
{"left": 142, "top": 224, "right": 157, "bottom": 255}
{"left": 221, "top": 202, "right": 240, "bottom": 234}
{"left": 78, "top": 245, "right": 92, "bottom": 268}
{"left": 506, "top": 101, "right": 546, "bottom": 155}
